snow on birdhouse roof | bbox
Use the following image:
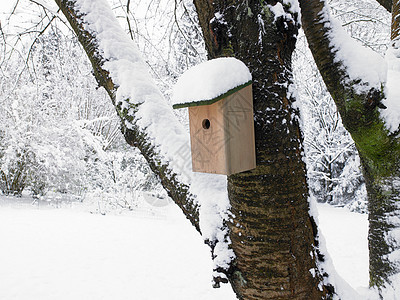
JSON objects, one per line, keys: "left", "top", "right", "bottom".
{"left": 172, "top": 57, "right": 252, "bottom": 109}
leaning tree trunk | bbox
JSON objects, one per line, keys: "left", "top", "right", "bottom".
{"left": 194, "top": 1, "right": 332, "bottom": 299}
{"left": 300, "top": 0, "right": 400, "bottom": 293}
{"left": 377, "top": 0, "right": 394, "bottom": 12}
{"left": 53, "top": 0, "right": 200, "bottom": 230}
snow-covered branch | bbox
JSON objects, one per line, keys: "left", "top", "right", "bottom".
{"left": 300, "top": 0, "right": 386, "bottom": 98}
{"left": 300, "top": 0, "right": 400, "bottom": 294}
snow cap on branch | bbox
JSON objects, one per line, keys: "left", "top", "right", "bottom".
{"left": 319, "top": 3, "right": 387, "bottom": 93}
{"left": 381, "top": 46, "right": 400, "bottom": 132}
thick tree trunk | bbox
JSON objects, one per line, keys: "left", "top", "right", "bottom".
{"left": 194, "top": 1, "right": 332, "bottom": 299}
{"left": 393, "top": 0, "right": 400, "bottom": 41}
{"left": 367, "top": 0, "right": 400, "bottom": 290}
{"left": 300, "top": 0, "right": 400, "bottom": 293}
{"left": 377, "top": 0, "right": 393, "bottom": 12}
{"left": 365, "top": 171, "right": 400, "bottom": 288}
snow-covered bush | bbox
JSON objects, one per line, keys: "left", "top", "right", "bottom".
{"left": 0, "top": 11, "right": 163, "bottom": 206}
{"left": 85, "top": 145, "right": 165, "bottom": 213}
{"left": 0, "top": 147, "right": 30, "bottom": 196}
{"left": 0, "top": 22, "right": 104, "bottom": 196}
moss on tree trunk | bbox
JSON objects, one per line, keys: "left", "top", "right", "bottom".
{"left": 299, "top": 0, "right": 400, "bottom": 292}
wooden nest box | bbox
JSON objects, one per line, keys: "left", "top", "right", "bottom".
{"left": 172, "top": 58, "right": 256, "bottom": 175}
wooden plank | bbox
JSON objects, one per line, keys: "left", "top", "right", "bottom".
{"left": 223, "top": 84, "right": 256, "bottom": 175}
{"left": 189, "top": 101, "right": 228, "bottom": 174}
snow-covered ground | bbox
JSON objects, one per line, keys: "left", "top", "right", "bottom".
{"left": 317, "top": 203, "right": 369, "bottom": 290}
{"left": 0, "top": 196, "right": 368, "bottom": 299}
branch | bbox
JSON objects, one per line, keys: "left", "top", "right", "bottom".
{"left": 173, "top": 0, "right": 199, "bottom": 56}
{"left": 25, "top": 15, "right": 57, "bottom": 65}
{"left": 300, "top": 1, "right": 385, "bottom": 107}
{"left": 53, "top": 0, "right": 201, "bottom": 232}
{"left": 125, "top": 0, "right": 134, "bottom": 41}
{"left": 10, "top": 0, "right": 21, "bottom": 17}
{"left": 299, "top": 0, "right": 387, "bottom": 127}
{"left": 299, "top": 0, "right": 400, "bottom": 181}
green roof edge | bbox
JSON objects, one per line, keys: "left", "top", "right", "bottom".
{"left": 172, "top": 80, "right": 252, "bottom": 109}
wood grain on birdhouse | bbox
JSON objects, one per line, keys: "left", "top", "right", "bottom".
{"left": 188, "top": 84, "right": 255, "bottom": 175}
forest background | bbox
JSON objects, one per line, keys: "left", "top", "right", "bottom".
{"left": 1, "top": 0, "right": 387, "bottom": 211}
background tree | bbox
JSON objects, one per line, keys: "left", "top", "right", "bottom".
{"left": 294, "top": 43, "right": 367, "bottom": 208}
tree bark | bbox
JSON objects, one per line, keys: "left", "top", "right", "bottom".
{"left": 194, "top": 1, "right": 332, "bottom": 299}
{"left": 377, "top": 0, "right": 393, "bottom": 12}
{"left": 392, "top": 0, "right": 400, "bottom": 41}
{"left": 300, "top": 0, "right": 400, "bottom": 292}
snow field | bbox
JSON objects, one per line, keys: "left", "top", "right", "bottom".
{"left": 317, "top": 204, "right": 369, "bottom": 289}
{"left": 0, "top": 199, "right": 372, "bottom": 299}
{"left": 0, "top": 204, "right": 236, "bottom": 300}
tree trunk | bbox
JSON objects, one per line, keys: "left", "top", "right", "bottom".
{"left": 377, "top": 0, "right": 394, "bottom": 12}
{"left": 299, "top": 0, "right": 400, "bottom": 293}
{"left": 392, "top": 0, "right": 400, "bottom": 41}
{"left": 194, "top": 1, "right": 332, "bottom": 299}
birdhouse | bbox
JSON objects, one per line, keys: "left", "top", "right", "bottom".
{"left": 172, "top": 57, "right": 256, "bottom": 175}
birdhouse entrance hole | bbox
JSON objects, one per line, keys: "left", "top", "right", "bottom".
{"left": 202, "top": 119, "right": 211, "bottom": 130}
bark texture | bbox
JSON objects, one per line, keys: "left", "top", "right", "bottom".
{"left": 194, "top": 1, "right": 332, "bottom": 299}
{"left": 300, "top": 0, "right": 400, "bottom": 291}
{"left": 393, "top": 0, "right": 400, "bottom": 41}
{"left": 53, "top": 0, "right": 200, "bottom": 232}
{"left": 377, "top": 0, "right": 393, "bottom": 12}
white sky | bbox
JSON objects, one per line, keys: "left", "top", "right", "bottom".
{"left": 0, "top": 0, "right": 20, "bottom": 27}
{"left": 0, "top": 0, "right": 16, "bottom": 15}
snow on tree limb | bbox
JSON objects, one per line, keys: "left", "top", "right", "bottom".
{"left": 267, "top": 0, "right": 301, "bottom": 27}
{"left": 308, "top": 0, "right": 386, "bottom": 93}
{"left": 380, "top": 0, "right": 400, "bottom": 132}
{"left": 53, "top": 0, "right": 233, "bottom": 282}
{"left": 299, "top": 0, "right": 388, "bottom": 130}
{"left": 382, "top": 44, "right": 400, "bottom": 131}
